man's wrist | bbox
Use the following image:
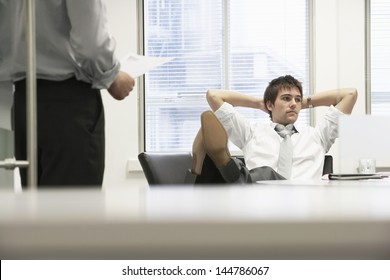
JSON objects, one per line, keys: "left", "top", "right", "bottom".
{"left": 307, "top": 96, "right": 313, "bottom": 108}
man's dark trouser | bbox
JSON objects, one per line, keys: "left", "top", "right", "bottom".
{"left": 14, "top": 77, "right": 105, "bottom": 188}
{"left": 195, "top": 155, "right": 285, "bottom": 184}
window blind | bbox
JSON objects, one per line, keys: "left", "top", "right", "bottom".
{"left": 143, "top": 0, "right": 310, "bottom": 152}
{"left": 370, "top": 0, "right": 390, "bottom": 115}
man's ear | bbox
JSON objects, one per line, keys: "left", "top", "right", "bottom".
{"left": 266, "top": 100, "right": 273, "bottom": 112}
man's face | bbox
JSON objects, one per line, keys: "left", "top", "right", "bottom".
{"left": 266, "top": 88, "right": 302, "bottom": 125}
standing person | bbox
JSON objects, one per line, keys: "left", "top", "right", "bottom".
{"left": 0, "top": 0, "right": 135, "bottom": 187}
{"left": 192, "top": 75, "right": 357, "bottom": 183}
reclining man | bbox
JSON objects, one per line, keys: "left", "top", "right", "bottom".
{"left": 192, "top": 75, "right": 357, "bottom": 183}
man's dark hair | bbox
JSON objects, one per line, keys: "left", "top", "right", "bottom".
{"left": 263, "top": 75, "right": 303, "bottom": 120}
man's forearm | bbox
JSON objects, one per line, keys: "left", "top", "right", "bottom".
{"left": 206, "top": 89, "right": 267, "bottom": 112}
{"left": 303, "top": 88, "right": 358, "bottom": 114}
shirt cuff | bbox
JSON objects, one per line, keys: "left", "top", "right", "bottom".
{"left": 214, "top": 102, "right": 234, "bottom": 121}
{"left": 326, "top": 105, "right": 345, "bottom": 123}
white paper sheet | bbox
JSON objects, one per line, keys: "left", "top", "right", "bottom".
{"left": 120, "top": 53, "right": 173, "bottom": 78}
{"left": 0, "top": 81, "right": 13, "bottom": 130}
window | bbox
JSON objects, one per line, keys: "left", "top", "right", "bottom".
{"left": 369, "top": 0, "right": 390, "bottom": 115}
{"left": 142, "top": 0, "right": 310, "bottom": 152}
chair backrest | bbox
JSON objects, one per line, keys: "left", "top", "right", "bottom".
{"left": 138, "top": 152, "right": 333, "bottom": 185}
{"left": 138, "top": 152, "right": 196, "bottom": 186}
{"left": 323, "top": 155, "right": 333, "bottom": 175}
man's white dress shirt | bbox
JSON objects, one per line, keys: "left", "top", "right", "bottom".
{"left": 214, "top": 102, "right": 344, "bottom": 180}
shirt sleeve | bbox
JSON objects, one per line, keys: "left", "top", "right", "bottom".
{"left": 214, "top": 102, "right": 253, "bottom": 149}
{"left": 0, "top": 0, "right": 25, "bottom": 81}
{"left": 316, "top": 105, "right": 345, "bottom": 153}
{"left": 65, "top": 0, "right": 120, "bottom": 89}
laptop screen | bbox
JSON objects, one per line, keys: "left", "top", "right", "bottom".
{"left": 338, "top": 115, "right": 390, "bottom": 173}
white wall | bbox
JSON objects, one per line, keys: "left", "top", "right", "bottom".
{"left": 0, "top": 82, "right": 14, "bottom": 189}
{"left": 0, "top": 128, "right": 14, "bottom": 189}
{"left": 313, "top": 0, "right": 366, "bottom": 172}
{"left": 103, "top": 0, "right": 148, "bottom": 188}
{"left": 102, "top": 0, "right": 367, "bottom": 187}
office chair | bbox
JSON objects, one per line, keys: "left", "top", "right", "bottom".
{"left": 138, "top": 152, "right": 196, "bottom": 186}
{"left": 138, "top": 152, "right": 333, "bottom": 186}
{"left": 323, "top": 155, "right": 333, "bottom": 175}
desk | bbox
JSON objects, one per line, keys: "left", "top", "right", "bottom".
{"left": 1, "top": 181, "right": 390, "bottom": 259}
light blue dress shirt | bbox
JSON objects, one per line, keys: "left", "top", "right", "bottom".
{"left": 0, "top": 0, "right": 120, "bottom": 89}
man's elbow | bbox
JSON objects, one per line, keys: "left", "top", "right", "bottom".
{"left": 348, "top": 88, "right": 358, "bottom": 106}
{"left": 206, "top": 90, "right": 223, "bottom": 111}
{"left": 350, "top": 88, "right": 358, "bottom": 100}
{"left": 206, "top": 89, "right": 216, "bottom": 101}
{"left": 340, "top": 88, "right": 358, "bottom": 114}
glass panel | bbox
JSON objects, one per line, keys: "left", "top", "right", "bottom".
{"left": 143, "top": 0, "right": 309, "bottom": 152}
{"left": 144, "top": 0, "right": 223, "bottom": 151}
{"left": 371, "top": 0, "right": 390, "bottom": 115}
{"left": 228, "top": 0, "right": 309, "bottom": 129}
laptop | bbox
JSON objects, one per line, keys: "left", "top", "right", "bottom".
{"left": 337, "top": 115, "right": 390, "bottom": 173}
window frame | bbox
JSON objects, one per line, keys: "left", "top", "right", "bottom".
{"left": 366, "top": 0, "right": 390, "bottom": 115}
{"left": 366, "top": 0, "right": 372, "bottom": 114}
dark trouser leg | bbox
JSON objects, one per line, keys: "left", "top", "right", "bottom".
{"left": 249, "top": 166, "right": 286, "bottom": 181}
{"left": 219, "top": 160, "right": 286, "bottom": 183}
{"left": 14, "top": 78, "right": 105, "bottom": 188}
{"left": 194, "top": 155, "right": 249, "bottom": 184}
{"left": 195, "top": 155, "right": 285, "bottom": 184}
{"left": 194, "top": 154, "right": 225, "bottom": 184}
{"left": 13, "top": 84, "right": 28, "bottom": 187}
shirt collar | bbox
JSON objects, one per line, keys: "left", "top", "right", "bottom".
{"left": 270, "top": 122, "right": 299, "bottom": 133}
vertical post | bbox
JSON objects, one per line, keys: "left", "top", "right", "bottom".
{"left": 25, "top": 0, "right": 38, "bottom": 189}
